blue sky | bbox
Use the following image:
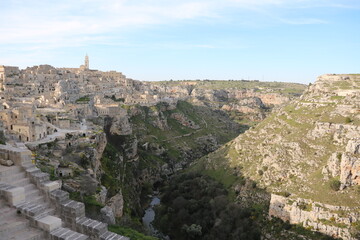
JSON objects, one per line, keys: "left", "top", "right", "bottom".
{"left": 0, "top": 0, "right": 359, "bottom": 83}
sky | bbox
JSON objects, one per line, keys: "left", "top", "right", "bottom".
{"left": 0, "top": 0, "right": 359, "bottom": 84}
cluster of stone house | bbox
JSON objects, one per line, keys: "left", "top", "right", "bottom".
{"left": 0, "top": 56, "right": 190, "bottom": 143}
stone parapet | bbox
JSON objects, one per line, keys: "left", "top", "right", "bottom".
{"left": 100, "top": 231, "right": 130, "bottom": 240}
{"left": 50, "top": 227, "right": 89, "bottom": 240}
{"left": 60, "top": 199, "right": 86, "bottom": 229}
{"left": 76, "top": 217, "right": 108, "bottom": 239}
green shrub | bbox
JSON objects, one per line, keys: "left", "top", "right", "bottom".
{"left": 277, "top": 191, "right": 291, "bottom": 197}
{"left": 345, "top": 117, "right": 352, "bottom": 123}
{"left": 298, "top": 202, "right": 312, "bottom": 211}
{"left": 329, "top": 179, "right": 341, "bottom": 191}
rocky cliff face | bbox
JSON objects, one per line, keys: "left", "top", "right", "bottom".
{"left": 200, "top": 74, "right": 360, "bottom": 239}
{"left": 153, "top": 80, "right": 306, "bottom": 123}
{"left": 190, "top": 88, "right": 290, "bottom": 121}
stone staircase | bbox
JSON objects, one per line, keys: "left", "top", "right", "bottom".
{"left": 0, "top": 198, "right": 46, "bottom": 240}
{"left": 0, "top": 145, "right": 129, "bottom": 240}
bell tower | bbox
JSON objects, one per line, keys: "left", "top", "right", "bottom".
{"left": 85, "top": 54, "right": 89, "bottom": 70}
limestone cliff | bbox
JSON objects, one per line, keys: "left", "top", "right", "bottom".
{"left": 153, "top": 80, "right": 306, "bottom": 123}
{"left": 199, "top": 74, "right": 360, "bottom": 239}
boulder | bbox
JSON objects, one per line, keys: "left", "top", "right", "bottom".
{"left": 0, "top": 159, "right": 14, "bottom": 166}
{"left": 108, "top": 191, "right": 124, "bottom": 218}
{"left": 100, "top": 206, "right": 116, "bottom": 225}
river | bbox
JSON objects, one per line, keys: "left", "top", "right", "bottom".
{"left": 142, "top": 195, "right": 161, "bottom": 234}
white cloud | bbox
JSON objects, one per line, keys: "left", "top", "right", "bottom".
{"left": 0, "top": 0, "right": 217, "bottom": 49}
{"left": 0, "top": 0, "right": 354, "bottom": 50}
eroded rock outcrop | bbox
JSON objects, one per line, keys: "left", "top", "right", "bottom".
{"left": 108, "top": 191, "right": 124, "bottom": 218}
{"left": 269, "top": 194, "right": 360, "bottom": 240}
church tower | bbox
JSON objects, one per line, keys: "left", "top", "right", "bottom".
{"left": 85, "top": 54, "right": 89, "bottom": 70}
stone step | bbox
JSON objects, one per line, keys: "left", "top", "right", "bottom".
{"left": 0, "top": 171, "right": 26, "bottom": 182}
{"left": 7, "top": 226, "right": 45, "bottom": 240}
{"left": 12, "top": 177, "right": 31, "bottom": 187}
{"left": 25, "top": 188, "right": 41, "bottom": 199}
{"left": 22, "top": 162, "right": 35, "bottom": 169}
{"left": 37, "top": 215, "right": 62, "bottom": 232}
{"left": 23, "top": 183, "right": 37, "bottom": 192}
{"left": 26, "top": 194, "right": 45, "bottom": 205}
{"left": 0, "top": 206, "right": 17, "bottom": 221}
{"left": 50, "top": 227, "right": 89, "bottom": 240}
{"left": 17, "top": 202, "right": 49, "bottom": 218}
{"left": 25, "top": 166, "right": 41, "bottom": 175}
{"left": 33, "top": 207, "right": 56, "bottom": 221}
{"left": 0, "top": 218, "right": 28, "bottom": 238}
{"left": 0, "top": 165, "right": 22, "bottom": 177}
{"left": 16, "top": 200, "right": 55, "bottom": 221}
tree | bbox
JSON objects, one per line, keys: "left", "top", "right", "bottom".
{"left": 182, "top": 224, "right": 202, "bottom": 239}
{"left": 329, "top": 179, "right": 341, "bottom": 191}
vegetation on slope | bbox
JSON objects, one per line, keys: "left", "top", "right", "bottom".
{"left": 153, "top": 80, "right": 306, "bottom": 97}
{"left": 155, "top": 171, "right": 335, "bottom": 240}
{"left": 154, "top": 172, "right": 261, "bottom": 240}
{"left": 130, "top": 101, "right": 244, "bottom": 161}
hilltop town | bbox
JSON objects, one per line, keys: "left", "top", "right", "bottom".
{"left": 0, "top": 56, "right": 182, "bottom": 145}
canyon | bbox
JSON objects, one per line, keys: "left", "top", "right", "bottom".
{"left": 2, "top": 59, "right": 359, "bottom": 239}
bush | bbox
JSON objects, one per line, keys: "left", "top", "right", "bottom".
{"left": 329, "top": 179, "right": 341, "bottom": 191}
{"left": 277, "top": 191, "right": 291, "bottom": 197}
{"left": 155, "top": 173, "right": 261, "bottom": 240}
{"left": 257, "top": 170, "right": 264, "bottom": 176}
{"left": 298, "top": 202, "right": 312, "bottom": 211}
{"left": 182, "top": 224, "right": 202, "bottom": 239}
{"left": 345, "top": 117, "right": 352, "bottom": 123}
